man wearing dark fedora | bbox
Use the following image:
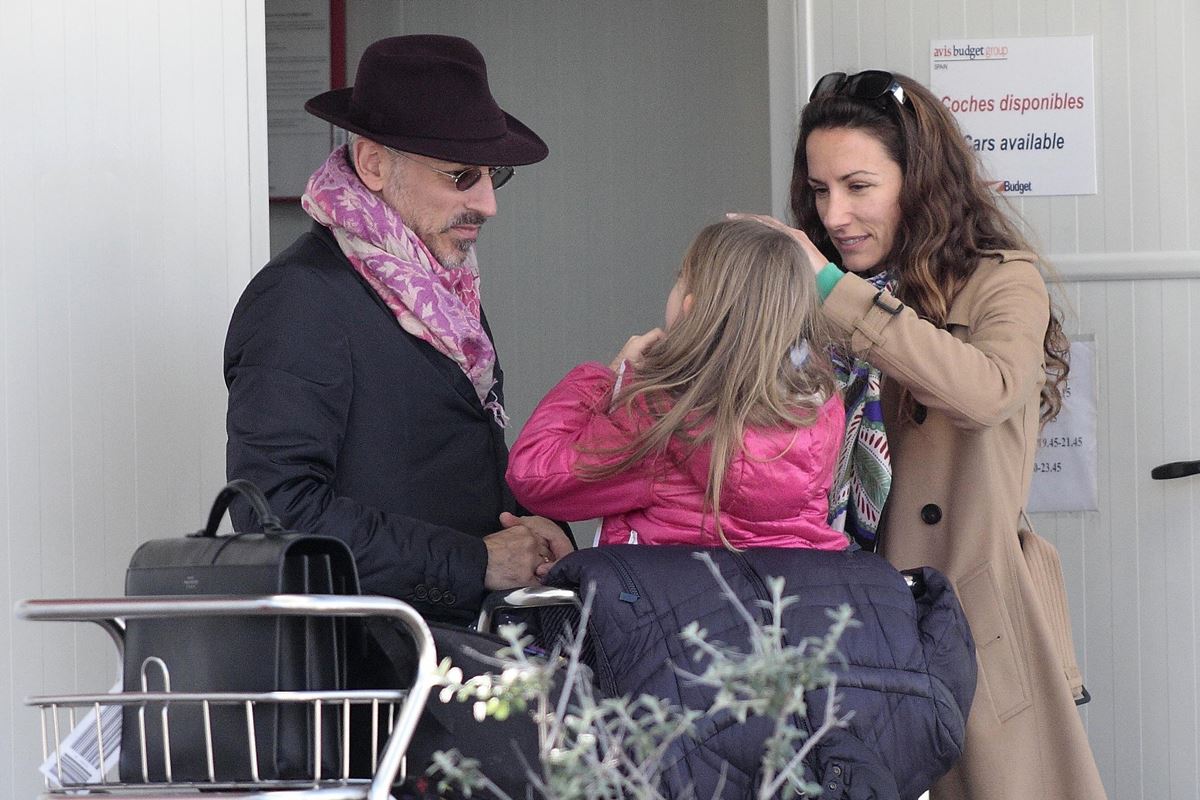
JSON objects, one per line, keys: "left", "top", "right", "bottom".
{"left": 224, "top": 34, "right": 572, "bottom": 626}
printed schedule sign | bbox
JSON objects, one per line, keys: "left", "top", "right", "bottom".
{"left": 1027, "top": 337, "right": 1098, "bottom": 513}
{"left": 929, "top": 35, "right": 1097, "bottom": 196}
{"left": 267, "top": 0, "right": 336, "bottom": 199}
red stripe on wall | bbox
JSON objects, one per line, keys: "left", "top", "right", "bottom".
{"left": 330, "top": 0, "right": 347, "bottom": 88}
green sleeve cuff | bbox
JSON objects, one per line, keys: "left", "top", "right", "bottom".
{"left": 816, "top": 262, "right": 844, "bottom": 301}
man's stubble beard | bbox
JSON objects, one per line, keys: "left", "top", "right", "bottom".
{"left": 414, "top": 213, "right": 486, "bottom": 269}
{"left": 384, "top": 165, "right": 487, "bottom": 269}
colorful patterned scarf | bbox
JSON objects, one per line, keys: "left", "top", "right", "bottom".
{"left": 301, "top": 147, "right": 507, "bottom": 426}
{"left": 827, "top": 271, "right": 894, "bottom": 550}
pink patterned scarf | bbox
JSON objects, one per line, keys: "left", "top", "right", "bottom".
{"left": 301, "top": 147, "right": 507, "bottom": 426}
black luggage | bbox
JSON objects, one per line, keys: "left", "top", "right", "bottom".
{"left": 120, "top": 479, "right": 360, "bottom": 782}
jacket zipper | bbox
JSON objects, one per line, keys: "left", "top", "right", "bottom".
{"left": 600, "top": 548, "right": 641, "bottom": 604}
{"left": 731, "top": 550, "right": 825, "bottom": 790}
{"left": 588, "top": 548, "right": 643, "bottom": 697}
{"left": 729, "top": 551, "right": 772, "bottom": 625}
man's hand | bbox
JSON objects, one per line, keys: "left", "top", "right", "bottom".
{"left": 482, "top": 512, "right": 574, "bottom": 589}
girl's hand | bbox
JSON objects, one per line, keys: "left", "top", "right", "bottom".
{"left": 610, "top": 328, "right": 665, "bottom": 371}
{"left": 725, "top": 212, "right": 828, "bottom": 275}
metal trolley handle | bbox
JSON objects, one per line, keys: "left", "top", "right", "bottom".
{"left": 17, "top": 594, "right": 436, "bottom": 800}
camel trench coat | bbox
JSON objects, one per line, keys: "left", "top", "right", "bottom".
{"left": 822, "top": 251, "right": 1106, "bottom": 800}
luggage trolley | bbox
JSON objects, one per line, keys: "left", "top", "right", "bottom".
{"left": 17, "top": 594, "right": 436, "bottom": 800}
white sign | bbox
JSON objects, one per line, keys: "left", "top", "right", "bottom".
{"left": 1027, "top": 337, "right": 1098, "bottom": 513}
{"left": 929, "top": 35, "right": 1097, "bottom": 196}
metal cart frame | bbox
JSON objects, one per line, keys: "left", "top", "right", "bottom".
{"left": 17, "top": 594, "right": 436, "bottom": 800}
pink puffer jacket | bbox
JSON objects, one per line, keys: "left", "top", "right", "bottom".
{"left": 507, "top": 362, "right": 847, "bottom": 550}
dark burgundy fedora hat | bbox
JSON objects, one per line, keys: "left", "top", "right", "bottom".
{"left": 305, "top": 34, "right": 548, "bottom": 166}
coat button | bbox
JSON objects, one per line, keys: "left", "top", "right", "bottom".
{"left": 414, "top": 584, "right": 429, "bottom": 601}
{"left": 428, "top": 587, "right": 443, "bottom": 603}
{"left": 443, "top": 592, "right": 456, "bottom": 605}
{"left": 913, "top": 403, "right": 927, "bottom": 424}
{"left": 921, "top": 504, "right": 942, "bottom": 525}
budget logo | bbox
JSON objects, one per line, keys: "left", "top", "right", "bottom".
{"left": 990, "top": 180, "right": 1034, "bottom": 195}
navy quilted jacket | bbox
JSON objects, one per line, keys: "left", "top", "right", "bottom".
{"left": 544, "top": 545, "right": 975, "bottom": 800}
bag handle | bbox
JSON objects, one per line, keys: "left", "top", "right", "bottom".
{"left": 195, "top": 479, "right": 285, "bottom": 537}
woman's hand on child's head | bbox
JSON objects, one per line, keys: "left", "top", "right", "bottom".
{"left": 610, "top": 328, "right": 665, "bottom": 372}
{"left": 725, "top": 212, "right": 828, "bottom": 275}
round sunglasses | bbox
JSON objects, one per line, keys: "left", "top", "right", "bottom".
{"left": 385, "top": 146, "right": 515, "bottom": 191}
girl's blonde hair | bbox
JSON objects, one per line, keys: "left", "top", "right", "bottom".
{"left": 580, "top": 218, "right": 838, "bottom": 549}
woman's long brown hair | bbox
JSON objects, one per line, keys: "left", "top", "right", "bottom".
{"left": 789, "top": 73, "right": 1069, "bottom": 423}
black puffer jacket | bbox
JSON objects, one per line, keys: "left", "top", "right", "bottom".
{"left": 544, "top": 546, "right": 976, "bottom": 800}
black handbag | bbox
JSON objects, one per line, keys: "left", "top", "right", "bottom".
{"left": 120, "top": 479, "right": 360, "bottom": 783}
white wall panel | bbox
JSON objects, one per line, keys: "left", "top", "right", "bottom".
{"left": 1, "top": 4, "right": 43, "bottom": 791}
{"left": 1134, "top": 280, "right": 1169, "bottom": 798}
{"left": 1190, "top": 0, "right": 1200, "bottom": 252}
{"left": 1129, "top": 5, "right": 1161, "bottom": 252}
{"left": 1101, "top": 282, "right": 1141, "bottom": 798}
{"left": 0, "top": 1, "right": 268, "bottom": 796}
{"left": 1159, "top": 281, "right": 1197, "bottom": 800}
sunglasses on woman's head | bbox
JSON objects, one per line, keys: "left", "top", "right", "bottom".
{"left": 809, "top": 70, "right": 908, "bottom": 113}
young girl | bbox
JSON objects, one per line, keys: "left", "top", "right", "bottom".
{"left": 506, "top": 218, "right": 847, "bottom": 551}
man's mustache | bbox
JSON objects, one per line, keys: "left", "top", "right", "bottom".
{"left": 444, "top": 212, "right": 489, "bottom": 230}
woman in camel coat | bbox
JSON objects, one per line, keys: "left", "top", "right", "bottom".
{"left": 742, "top": 69, "right": 1106, "bottom": 799}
